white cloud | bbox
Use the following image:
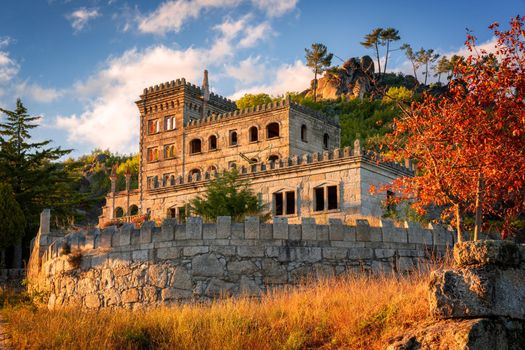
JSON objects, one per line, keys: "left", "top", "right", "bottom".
{"left": 138, "top": 0, "right": 241, "bottom": 35}
{"left": 67, "top": 7, "right": 100, "bottom": 32}
{"left": 214, "top": 14, "right": 251, "bottom": 40}
{"left": 251, "top": 0, "right": 298, "bottom": 17}
{"left": 229, "top": 59, "right": 311, "bottom": 99}
{"left": 0, "top": 51, "right": 19, "bottom": 83}
{"left": 0, "top": 36, "right": 12, "bottom": 49}
{"left": 238, "top": 21, "right": 273, "bottom": 48}
{"left": 15, "top": 81, "right": 64, "bottom": 103}
{"left": 56, "top": 42, "right": 232, "bottom": 152}
{"left": 224, "top": 56, "right": 265, "bottom": 84}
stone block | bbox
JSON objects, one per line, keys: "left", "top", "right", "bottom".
{"left": 266, "top": 246, "right": 290, "bottom": 262}
{"left": 156, "top": 219, "right": 176, "bottom": 242}
{"left": 323, "top": 247, "right": 347, "bottom": 260}
{"left": 431, "top": 224, "right": 454, "bottom": 247}
{"left": 157, "top": 247, "right": 180, "bottom": 260}
{"left": 186, "top": 217, "right": 203, "bottom": 239}
{"left": 406, "top": 221, "right": 433, "bottom": 245}
{"left": 273, "top": 217, "right": 288, "bottom": 239}
{"left": 183, "top": 246, "right": 209, "bottom": 256}
{"left": 381, "top": 219, "right": 408, "bottom": 243}
{"left": 118, "top": 224, "right": 133, "bottom": 247}
{"left": 228, "top": 260, "right": 258, "bottom": 275}
{"left": 217, "top": 216, "right": 231, "bottom": 239}
{"left": 244, "top": 216, "right": 260, "bottom": 239}
{"left": 430, "top": 266, "right": 525, "bottom": 320}
{"left": 100, "top": 227, "right": 115, "bottom": 248}
{"left": 140, "top": 221, "right": 154, "bottom": 244}
{"left": 328, "top": 219, "right": 344, "bottom": 241}
{"left": 293, "top": 247, "right": 322, "bottom": 262}
{"left": 348, "top": 247, "right": 374, "bottom": 260}
{"left": 301, "top": 217, "right": 316, "bottom": 240}
{"left": 260, "top": 223, "right": 273, "bottom": 240}
{"left": 210, "top": 246, "right": 236, "bottom": 256}
{"left": 239, "top": 276, "right": 261, "bottom": 296}
{"left": 355, "top": 220, "right": 373, "bottom": 241}
{"left": 121, "top": 288, "right": 140, "bottom": 303}
{"left": 132, "top": 249, "right": 149, "bottom": 262}
{"left": 130, "top": 229, "right": 141, "bottom": 246}
{"left": 171, "top": 267, "right": 192, "bottom": 290}
{"left": 288, "top": 224, "right": 301, "bottom": 241}
{"left": 175, "top": 225, "right": 186, "bottom": 240}
{"left": 203, "top": 224, "right": 217, "bottom": 239}
{"left": 192, "top": 253, "right": 224, "bottom": 277}
{"left": 84, "top": 294, "right": 101, "bottom": 309}
{"left": 161, "top": 288, "right": 192, "bottom": 301}
{"left": 316, "top": 225, "right": 329, "bottom": 241}
{"left": 231, "top": 223, "right": 244, "bottom": 239}
{"left": 238, "top": 246, "right": 265, "bottom": 258}
{"left": 375, "top": 248, "right": 396, "bottom": 259}
{"left": 343, "top": 225, "right": 356, "bottom": 241}
{"left": 454, "top": 240, "right": 521, "bottom": 268}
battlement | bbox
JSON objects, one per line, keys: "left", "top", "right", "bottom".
{"left": 183, "top": 96, "right": 339, "bottom": 128}
{"left": 147, "top": 139, "right": 414, "bottom": 190}
{"left": 140, "top": 78, "right": 237, "bottom": 111}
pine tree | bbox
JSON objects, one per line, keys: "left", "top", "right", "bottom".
{"left": 0, "top": 184, "right": 25, "bottom": 267}
{"left": 379, "top": 27, "right": 401, "bottom": 77}
{"left": 361, "top": 28, "right": 383, "bottom": 79}
{"left": 0, "top": 99, "right": 76, "bottom": 267}
{"left": 400, "top": 44, "right": 421, "bottom": 83}
{"left": 189, "top": 170, "right": 267, "bottom": 222}
{"left": 416, "top": 48, "right": 440, "bottom": 85}
{"left": 305, "top": 43, "right": 333, "bottom": 102}
{"left": 433, "top": 56, "right": 453, "bottom": 83}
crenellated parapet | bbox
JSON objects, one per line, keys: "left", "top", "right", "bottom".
{"left": 28, "top": 212, "right": 454, "bottom": 309}
{"left": 183, "top": 97, "right": 338, "bottom": 128}
{"left": 139, "top": 78, "right": 237, "bottom": 112}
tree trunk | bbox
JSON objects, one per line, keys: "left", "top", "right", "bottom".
{"left": 313, "top": 69, "right": 318, "bottom": 102}
{"left": 375, "top": 44, "right": 381, "bottom": 80}
{"left": 12, "top": 239, "right": 22, "bottom": 269}
{"left": 383, "top": 41, "right": 390, "bottom": 77}
{"left": 474, "top": 172, "right": 484, "bottom": 241}
{"left": 412, "top": 62, "right": 419, "bottom": 83}
{"left": 424, "top": 62, "right": 429, "bottom": 85}
{"left": 455, "top": 203, "right": 463, "bottom": 243}
{"left": 0, "top": 249, "right": 5, "bottom": 269}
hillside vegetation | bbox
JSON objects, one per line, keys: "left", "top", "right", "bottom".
{"left": 4, "top": 273, "right": 429, "bottom": 349}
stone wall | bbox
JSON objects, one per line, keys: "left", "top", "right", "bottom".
{"left": 28, "top": 213, "right": 455, "bottom": 310}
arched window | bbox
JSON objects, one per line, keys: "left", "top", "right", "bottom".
{"left": 128, "top": 205, "right": 139, "bottom": 216}
{"left": 249, "top": 158, "right": 258, "bottom": 164}
{"left": 164, "top": 144, "right": 175, "bottom": 159}
{"left": 249, "top": 126, "right": 258, "bottom": 142}
{"left": 115, "top": 207, "right": 124, "bottom": 218}
{"left": 301, "top": 124, "right": 307, "bottom": 142}
{"left": 189, "top": 168, "right": 201, "bottom": 180}
{"left": 266, "top": 122, "right": 280, "bottom": 138}
{"left": 208, "top": 135, "right": 217, "bottom": 150}
{"left": 228, "top": 161, "right": 237, "bottom": 169}
{"left": 230, "top": 130, "right": 238, "bottom": 146}
{"left": 170, "top": 175, "right": 175, "bottom": 186}
{"left": 268, "top": 154, "right": 279, "bottom": 162}
{"left": 207, "top": 165, "right": 217, "bottom": 173}
{"left": 190, "top": 139, "right": 202, "bottom": 154}
{"left": 323, "top": 133, "right": 329, "bottom": 149}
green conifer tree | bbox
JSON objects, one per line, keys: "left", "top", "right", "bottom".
{"left": 0, "top": 184, "right": 25, "bottom": 267}
{"left": 305, "top": 43, "right": 333, "bottom": 102}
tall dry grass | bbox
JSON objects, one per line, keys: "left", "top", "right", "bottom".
{"left": 3, "top": 271, "right": 433, "bottom": 350}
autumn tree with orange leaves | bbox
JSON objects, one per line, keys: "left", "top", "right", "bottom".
{"left": 380, "top": 16, "right": 525, "bottom": 242}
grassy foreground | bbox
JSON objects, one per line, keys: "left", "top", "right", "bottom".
{"left": 3, "top": 273, "right": 430, "bottom": 350}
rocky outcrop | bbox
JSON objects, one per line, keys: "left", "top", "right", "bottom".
{"left": 307, "top": 56, "right": 375, "bottom": 100}
{"left": 389, "top": 240, "right": 525, "bottom": 350}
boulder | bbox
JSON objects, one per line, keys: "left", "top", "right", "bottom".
{"left": 454, "top": 240, "right": 520, "bottom": 267}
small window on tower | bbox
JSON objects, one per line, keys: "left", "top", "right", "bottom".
{"left": 285, "top": 191, "right": 295, "bottom": 215}
{"left": 208, "top": 135, "right": 217, "bottom": 150}
{"left": 230, "top": 130, "right": 238, "bottom": 146}
{"left": 323, "top": 133, "right": 329, "bottom": 149}
{"left": 314, "top": 187, "right": 325, "bottom": 212}
{"left": 327, "top": 185, "right": 338, "bottom": 210}
{"left": 274, "top": 192, "right": 283, "bottom": 216}
{"left": 249, "top": 126, "right": 258, "bottom": 142}
{"left": 301, "top": 124, "right": 307, "bottom": 142}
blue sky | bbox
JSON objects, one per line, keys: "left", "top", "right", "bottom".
{"left": 0, "top": 0, "right": 522, "bottom": 156}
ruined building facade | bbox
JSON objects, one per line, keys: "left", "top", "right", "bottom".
{"left": 99, "top": 71, "right": 413, "bottom": 225}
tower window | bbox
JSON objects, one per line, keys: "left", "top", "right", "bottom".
{"left": 229, "top": 130, "right": 238, "bottom": 146}
{"left": 147, "top": 147, "right": 159, "bottom": 162}
{"left": 208, "top": 135, "right": 217, "bottom": 150}
{"left": 323, "top": 133, "right": 329, "bottom": 149}
{"left": 273, "top": 190, "right": 296, "bottom": 216}
{"left": 327, "top": 185, "right": 338, "bottom": 210}
{"left": 314, "top": 185, "right": 339, "bottom": 212}
{"left": 274, "top": 193, "right": 283, "bottom": 216}
{"left": 301, "top": 124, "right": 307, "bottom": 142}
{"left": 314, "top": 187, "right": 325, "bottom": 212}
{"left": 164, "top": 144, "right": 175, "bottom": 159}
{"left": 268, "top": 154, "right": 279, "bottom": 162}
{"left": 190, "top": 139, "right": 202, "bottom": 154}
{"left": 249, "top": 126, "right": 258, "bottom": 142}
{"left": 164, "top": 116, "right": 175, "bottom": 130}
{"left": 148, "top": 119, "right": 161, "bottom": 134}
{"left": 266, "top": 122, "right": 280, "bottom": 139}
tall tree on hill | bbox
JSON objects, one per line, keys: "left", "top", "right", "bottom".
{"left": 379, "top": 27, "right": 401, "bottom": 77}
{"left": 400, "top": 44, "right": 421, "bottom": 83}
{"left": 0, "top": 99, "right": 76, "bottom": 267}
{"left": 305, "top": 43, "right": 333, "bottom": 102}
{"left": 416, "top": 48, "right": 440, "bottom": 85}
{"left": 361, "top": 28, "right": 383, "bottom": 79}
{"left": 0, "top": 184, "right": 25, "bottom": 267}
{"left": 433, "top": 56, "right": 453, "bottom": 83}
{"left": 378, "top": 16, "right": 525, "bottom": 241}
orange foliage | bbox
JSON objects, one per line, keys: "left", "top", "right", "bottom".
{"left": 381, "top": 16, "right": 525, "bottom": 237}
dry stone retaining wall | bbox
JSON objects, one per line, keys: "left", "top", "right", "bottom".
{"left": 29, "top": 215, "right": 455, "bottom": 310}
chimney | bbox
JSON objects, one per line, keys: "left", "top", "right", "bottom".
{"left": 202, "top": 69, "right": 210, "bottom": 102}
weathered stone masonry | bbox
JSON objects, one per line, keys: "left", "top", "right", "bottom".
{"left": 29, "top": 211, "right": 455, "bottom": 310}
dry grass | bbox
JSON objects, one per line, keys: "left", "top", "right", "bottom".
{"left": 3, "top": 271, "right": 432, "bottom": 350}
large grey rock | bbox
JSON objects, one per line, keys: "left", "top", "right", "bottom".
{"left": 454, "top": 240, "right": 521, "bottom": 268}
{"left": 387, "top": 318, "right": 525, "bottom": 350}
{"left": 192, "top": 253, "right": 224, "bottom": 277}
{"left": 430, "top": 266, "right": 525, "bottom": 320}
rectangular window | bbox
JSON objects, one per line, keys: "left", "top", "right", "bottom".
{"left": 164, "top": 144, "right": 175, "bottom": 159}
{"left": 147, "top": 147, "right": 158, "bottom": 162}
{"left": 155, "top": 120, "right": 161, "bottom": 133}
{"left": 274, "top": 192, "right": 283, "bottom": 216}
{"left": 164, "top": 116, "right": 175, "bottom": 131}
{"left": 147, "top": 176, "right": 153, "bottom": 189}
{"left": 285, "top": 191, "right": 295, "bottom": 215}
{"left": 327, "top": 185, "right": 338, "bottom": 210}
{"left": 314, "top": 187, "right": 325, "bottom": 212}
{"left": 169, "top": 208, "right": 176, "bottom": 218}
{"left": 148, "top": 120, "right": 155, "bottom": 134}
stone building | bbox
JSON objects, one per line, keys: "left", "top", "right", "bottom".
{"left": 99, "top": 71, "right": 413, "bottom": 225}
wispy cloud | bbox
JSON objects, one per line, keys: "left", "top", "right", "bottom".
{"left": 251, "top": 0, "right": 298, "bottom": 17}
{"left": 67, "top": 7, "right": 100, "bottom": 32}
{"left": 15, "top": 81, "right": 64, "bottom": 103}
{"left": 0, "top": 51, "right": 19, "bottom": 83}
